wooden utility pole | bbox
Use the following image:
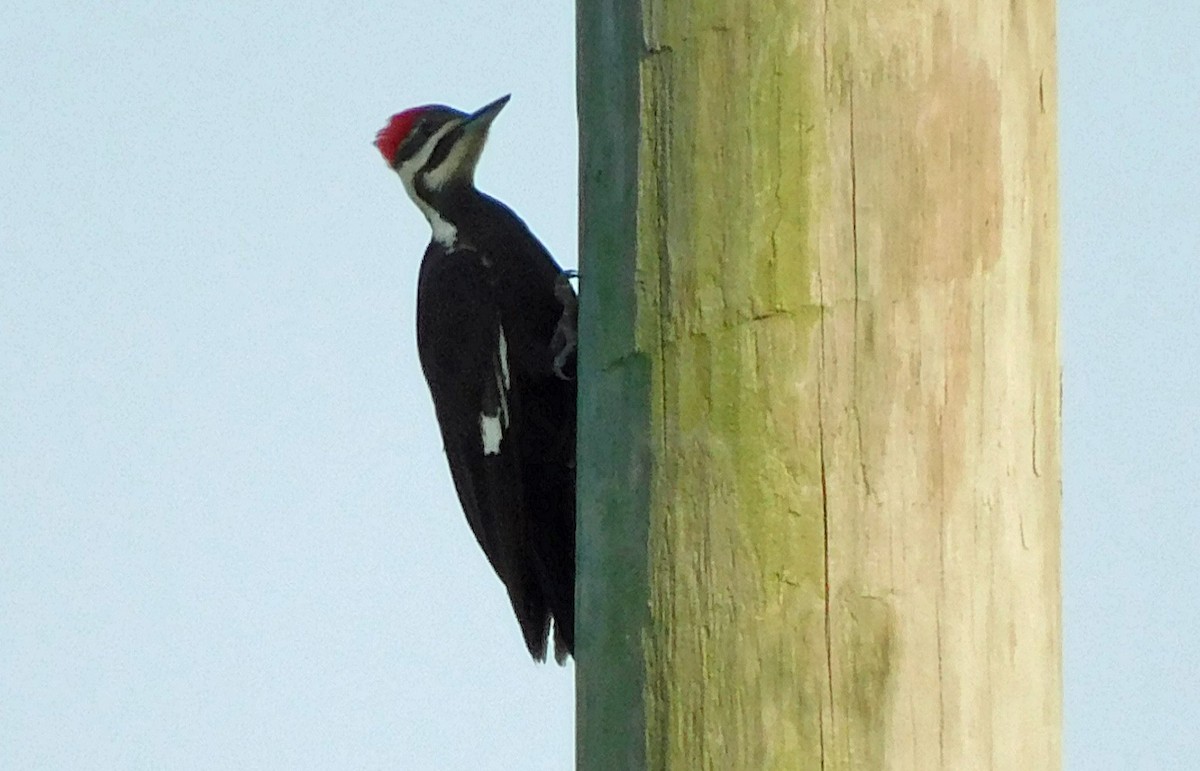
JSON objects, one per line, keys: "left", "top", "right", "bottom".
{"left": 575, "top": 1, "right": 1059, "bottom": 769}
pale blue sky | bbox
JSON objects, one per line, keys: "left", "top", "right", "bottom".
{"left": 1, "top": 2, "right": 1195, "bottom": 769}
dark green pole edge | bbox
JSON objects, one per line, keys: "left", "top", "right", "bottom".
{"left": 575, "top": 2, "right": 650, "bottom": 769}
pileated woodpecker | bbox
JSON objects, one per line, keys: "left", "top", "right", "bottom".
{"left": 375, "top": 96, "right": 576, "bottom": 662}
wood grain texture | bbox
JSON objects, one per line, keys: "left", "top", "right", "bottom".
{"left": 577, "top": 1, "right": 1059, "bottom": 768}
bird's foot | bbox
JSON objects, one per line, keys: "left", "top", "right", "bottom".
{"left": 551, "top": 270, "right": 578, "bottom": 381}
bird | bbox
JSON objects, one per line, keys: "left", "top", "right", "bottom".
{"left": 374, "top": 95, "right": 577, "bottom": 662}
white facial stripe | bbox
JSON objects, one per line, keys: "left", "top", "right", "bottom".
{"left": 396, "top": 120, "right": 458, "bottom": 190}
{"left": 396, "top": 120, "right": 461, "bottom": 247}
{"left": 422, "top": 130, "right": 478, "bottom": 192}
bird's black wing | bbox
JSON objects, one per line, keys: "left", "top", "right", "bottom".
{"left": 511, "top": 367, "right": 575, "bottom": 660}
{"left": 415, "top": 245, "right": 554, "bottom": 659}
{"left": 480, "top": 205, "right": 577, "bottom": 660}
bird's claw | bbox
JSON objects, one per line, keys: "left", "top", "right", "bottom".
{"left": 551, "top": 270, "right": 578, "bottom": 381}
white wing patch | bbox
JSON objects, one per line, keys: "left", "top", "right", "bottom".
{"left": 480, "top": 324, "right": 511, "bottom": 456}
{"left": 497, "top": 324, "right": 510, "bottom": 390}
{"left": 480, "top": 413, "right": 504, "bottom": 455}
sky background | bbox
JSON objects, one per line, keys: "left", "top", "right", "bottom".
{"left": 1, "top": 2, "right": 1195, "bottom": 769}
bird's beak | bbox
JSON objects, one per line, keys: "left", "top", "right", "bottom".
{"left": 464, "top": 94, "right": 511, "bottom": 134}
{"left": 439, "top": 95, "right": 509, "bottom": 186}
{"left": 421, "top": 96, "right": 511, "bottom": 191}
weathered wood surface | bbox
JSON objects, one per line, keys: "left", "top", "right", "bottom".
{"left": 577, "top": 2, "right": 1060, "bottom": 768}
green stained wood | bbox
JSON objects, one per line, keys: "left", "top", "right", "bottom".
{"left": 577, "top": 1, "right": 1060, "bottom": 768}
{"left": 575, "top": 3, "right": 652, "bottom": 770}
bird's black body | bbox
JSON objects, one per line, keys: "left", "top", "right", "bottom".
{"left": 377, "top": 97, "right": 576, "bottom": 661}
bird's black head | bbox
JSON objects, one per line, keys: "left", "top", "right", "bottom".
{"left": 375, "top": 95, "right": 509, "bottom": 222}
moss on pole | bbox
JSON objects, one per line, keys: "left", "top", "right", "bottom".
{"left": 576, "top": 1, "right": 1060, "bottom": 768}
